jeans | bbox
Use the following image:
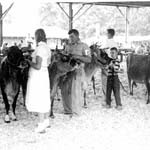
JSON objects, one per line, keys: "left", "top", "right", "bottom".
{"left": 106, "top": 75, "right": 122, "bottom": 106}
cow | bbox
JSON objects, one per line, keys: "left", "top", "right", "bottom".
{"left": 127, "top": 53, "right": 150, "bottom": 104}
{"left": 49, "top": 52, "right": 78, "bottom": 118}
{"left": 49, "top": 45, "right": 112, "bottom": 117}
{"left": 82, "top": 44, "right": 112, "bottom": 107}
{"left": 20, "top": 47, "right": 33, "bottom": 106}
{"left": 0, "top": 46, "right": 29, "bottom": 123}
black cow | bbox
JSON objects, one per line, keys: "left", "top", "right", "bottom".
{"left": 20, "top": 47, "right": 33, "bottom": 105}
{"left": 0, "top": 46, "right": 28, "bottom": 123}
{"left": 127, "top": 53, "right": 150, "bottom": 104}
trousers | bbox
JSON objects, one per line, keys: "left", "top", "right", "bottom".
{"left": 106, "top": 75, "right": 122, "bottom": 106}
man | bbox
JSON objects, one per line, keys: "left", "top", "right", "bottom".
{"left": 101, "top": 28, "right": 118, "bottom": 104}
{"left": 60, "top": 29, "right": 91, "bottom": 116}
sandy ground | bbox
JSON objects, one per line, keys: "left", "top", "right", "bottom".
{"left": 1, "top": 61, "right": 150, "bottom": 150}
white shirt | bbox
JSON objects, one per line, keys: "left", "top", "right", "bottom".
{"left": 32, "top": 41, "right": 51, "bottom": 67}
{"left": 102, "top": 38, "right": 118, "bottom": 57}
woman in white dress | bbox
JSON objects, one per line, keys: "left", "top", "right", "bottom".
{"left": 26, "top": 28, "right": 51, "bottom": 133}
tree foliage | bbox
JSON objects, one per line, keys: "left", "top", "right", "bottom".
{"left": 39, "top": 3, "right": 150, "bottom": 39}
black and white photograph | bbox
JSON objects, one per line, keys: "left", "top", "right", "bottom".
{"left": 0, "top": 0, "right": 150, "bottom": 150}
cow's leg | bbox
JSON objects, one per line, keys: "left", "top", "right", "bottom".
{"left": 1, "top": 87, "right": 10, "bottom": 123}
{"left": 20, "top": 74, "right": 28, "bottom": 107}
{"left": 50, "top": 97, "right": 55, "bottom": 118}
{"left": 56, "top": 88, "right": 61, "bottom": 101}
{"left": 50, "top": 80, "right": 58, "bottom": 118}
{"left": 22, "top": 82, "right": 27, "bottom": 106}
{"left": 128, "top": 76, "right": 133, "bottom": 95}
{"left": 131, "top": 81, "right": 134, "bottom": 95}
{"left": 12, "top": 90, "right": 20, "bottom": 121}
{"left": 132, "top": 81, "right": 137, "bottom": 87}
{"left": 145, "top": 81, "right": 150, "bottom": 104}
{"left": 83, "top": 90, "right": 87, "bottom": 108}
{"left": 91, "top": 76, "right": 96, "bottom": 95}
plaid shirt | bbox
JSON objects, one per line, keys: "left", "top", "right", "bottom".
{"left": 107, "top": 59, "right": 120, "bottom": 76}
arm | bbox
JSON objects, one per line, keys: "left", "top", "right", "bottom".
{"left": 73, "top": 43, "right": 91, "bottom": 63}
{"left": 28, "top": 56, "right": 42, "bottom": 70}
{"left": 72, "top": 55, "right": 91, "bottom": 63}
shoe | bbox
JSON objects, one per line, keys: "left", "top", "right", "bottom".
{"left": 43, "top": 119, "right": 51, "bottom": 128}
{"left": 115, "top": 105, "right": 123, "bottom": 110}
{"left": 103, "top": 104, "right": 111, "bottom": 109}
{"left": 4, "top": 115, "right": 10, "bottom": 123}
{"left": 34, "top": 123, "right": 46, "bottom": 133}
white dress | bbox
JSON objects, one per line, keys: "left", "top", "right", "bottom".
{"left": 26, "top": 42, "right": 51, "bottom": 113}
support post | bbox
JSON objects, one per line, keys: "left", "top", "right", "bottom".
{"left": 125, "top": 7, "right": 129, "bottom": 43}
{"left": 0, "top": 3, "right": 3, "bottom": 47}
{"left": 69, "top": 3, "right": 73, "bottom": 30}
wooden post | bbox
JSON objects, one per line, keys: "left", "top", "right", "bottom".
{"left": 69, "top": 3, "right": 73, "bottom": 30}
{"left": 125, "top": 7, "right": 129, "bottom": 43}
{"left": 0, "top": 3, "right": 3, "bottom": 47}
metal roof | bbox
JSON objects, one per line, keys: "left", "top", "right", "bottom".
{"left": 57, "top": 1, "right": 150, "bottom": 8}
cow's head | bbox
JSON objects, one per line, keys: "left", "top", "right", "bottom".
{"left": 50, "top": 51, "right": 78, "bottom": 77}
{"left": 51, "top": 51, "right": 78, "bottom": 67}
{"left": 90, "top": 44, "right": 112, "bottom": 66}
{"left": 6, "top": 46, "right": 28, "bottom": 69}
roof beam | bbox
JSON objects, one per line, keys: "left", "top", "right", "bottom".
{"left": 116, "top": 6, "right": 129, "bottom": 24}
{"left": 59, "top": 1, "right": 150, "bottom": 8}
{"left": 0, "top": 3, "right": 14, "bottom": 21}
{"left": 73, "top": 4, "right": 85, "bottom": 18}
{"left": 73, "top": 4, "right": 93, "bottom": 22}
{"left": 57, "top": 2, "right": 70, "bottom": 18}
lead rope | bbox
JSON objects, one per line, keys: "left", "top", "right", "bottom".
{"left": 119, "top": 79, "right": 128, "bottom": 94}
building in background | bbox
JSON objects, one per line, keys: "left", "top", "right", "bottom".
{"left": 3, "top": 23, "right": 68, "bottom": 49}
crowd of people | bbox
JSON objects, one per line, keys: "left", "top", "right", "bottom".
{"left": 0, "top": 28, "right": 124, "bottom": 134}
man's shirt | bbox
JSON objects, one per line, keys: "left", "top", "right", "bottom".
{"left": 102, "top": 38, "right": 118, "bottom": 57}
{"left": 64, "top": 40, "right": 91, "bottom": 77}
{"left": 65, "top": 40, "right": 91, "bottom": 57}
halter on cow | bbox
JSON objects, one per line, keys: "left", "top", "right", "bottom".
{"left": 0, "top": 46, "right": 29, "bottom": 123}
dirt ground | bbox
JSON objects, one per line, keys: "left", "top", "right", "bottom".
{"left": 1, "top": 61, "right": 150, "bottom": 150}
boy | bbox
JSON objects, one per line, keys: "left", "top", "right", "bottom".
{"left": 105, "top": 47, "right": 123, "bottom": 110}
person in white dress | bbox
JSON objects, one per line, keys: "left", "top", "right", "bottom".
{"left": 26, "top": 29, "right": 51, "bottom": 133}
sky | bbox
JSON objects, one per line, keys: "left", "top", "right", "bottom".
{"left": 1, "top": 0, "right": 41, "bottom": 26}
{"left": 1, "top": 0, "right": 50, "bottom": 36}
{"left": 1, "top": 0, "right": 69, "bottom": 37}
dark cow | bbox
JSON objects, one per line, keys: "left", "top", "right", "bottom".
{"left": 49, "top": 52, "right": 78, "bottom": 118}
{"left": 0, "top": 46, "right": 28, "bottom": 123}
{"left": 127, "top": 53, "right": 150, "bottom": 104}
{"left": 20, "top": 47, "right": 33, "bottom": 105}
